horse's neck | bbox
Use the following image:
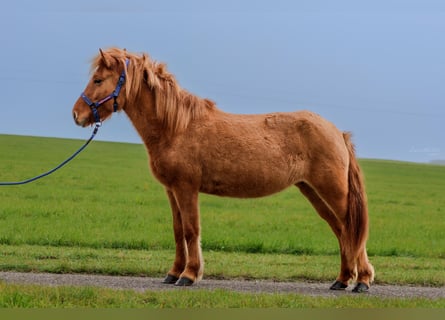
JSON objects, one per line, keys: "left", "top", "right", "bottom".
{"left": 123, "top": 89, "right": 165, "bottom": 151}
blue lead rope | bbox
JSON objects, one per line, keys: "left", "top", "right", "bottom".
{"left": 0, "top": 123, "right": 101, "bottom": 186}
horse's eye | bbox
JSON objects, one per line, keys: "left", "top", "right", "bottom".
{"left": 94, "top": 79, "right": 103, "bottom": 84}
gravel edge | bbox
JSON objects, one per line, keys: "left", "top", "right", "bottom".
{"left": 1, "top": 271, "right": 444, "bottom": 299}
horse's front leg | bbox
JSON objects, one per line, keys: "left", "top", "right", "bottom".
{"left": 171, "top": 187, "right": 203, "bottom": 286}
{"left": 162, "top": 189, "right": 187, "bottom": 284}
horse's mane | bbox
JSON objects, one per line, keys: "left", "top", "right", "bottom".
{"left": 92, "top": 48, "right": 215, "bottom": 134}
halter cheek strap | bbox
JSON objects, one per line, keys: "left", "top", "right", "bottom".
{"left": 80, "top": 59, "right": 130, "bottom": 124}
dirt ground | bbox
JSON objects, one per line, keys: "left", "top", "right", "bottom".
{"left": 1, "top": 271, "right": 444, "bottom": 299}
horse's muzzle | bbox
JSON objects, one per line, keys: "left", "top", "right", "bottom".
{"left": 73, "top": 111, "right": 87, "bottom": 127}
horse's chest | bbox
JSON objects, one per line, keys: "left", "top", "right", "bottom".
{"left": 148, "top": 151, "right": 199, "bottom": 188}
{"left": 149, "top": 157, "right": 176, "bottom": 187}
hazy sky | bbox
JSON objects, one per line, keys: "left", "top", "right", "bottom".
{"left": 1, "top": 0, "right": 444, "bottom": 163}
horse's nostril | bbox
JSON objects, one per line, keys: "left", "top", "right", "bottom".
{"left": 73, "top": 111, "right": 78, "bottom": 121}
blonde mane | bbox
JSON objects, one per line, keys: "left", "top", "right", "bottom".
{"left": 92, "top": 48, "right": 215, "bottom": 134}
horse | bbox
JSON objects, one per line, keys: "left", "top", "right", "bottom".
{"left": 72, "top": 48, "right": 374, "bottom": 292}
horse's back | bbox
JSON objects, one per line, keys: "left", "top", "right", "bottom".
{"left": 211, "top": 109, "right": 346, "bottom": 162}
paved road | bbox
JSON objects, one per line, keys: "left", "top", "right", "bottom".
{"left": 1, "top": 271, "right": 444, "bottom": 299}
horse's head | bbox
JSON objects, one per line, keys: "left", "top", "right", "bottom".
{"left": 72, "top": 49, "right": 129, "bottom": 127}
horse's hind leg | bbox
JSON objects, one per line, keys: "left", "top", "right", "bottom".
{"left": 355, "top": 246, "right": 374, "bottom": 292}
{"left": 296, "top": 181, "right": 357, "bottom": 289}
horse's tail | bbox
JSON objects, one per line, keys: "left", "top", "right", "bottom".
{"left": 343, "top": 132, "right": 369, "bottom": 260}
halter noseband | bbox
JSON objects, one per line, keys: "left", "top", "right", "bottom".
{"left": 80, "top": 59, "right": 130, "bottom": 124}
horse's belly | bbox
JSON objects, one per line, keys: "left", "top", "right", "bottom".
{"left": 199, "top": 163, "right": 292, "bottom": 198}
{"left": 200, "top": 182, "right": 287, "bottom": 198}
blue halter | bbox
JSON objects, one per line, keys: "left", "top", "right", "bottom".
{"left": 80, "top": 59, "right": 130, "bottom": 123}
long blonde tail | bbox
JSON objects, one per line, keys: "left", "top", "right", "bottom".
{"left": 343, "top": 132, "right": 369, "bottom": 259}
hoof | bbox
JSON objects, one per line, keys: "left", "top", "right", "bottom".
{"left": 162, "top": 274, "right": 179, "bottom": 284}
{"left": 175, "top": 277, "right": 194, "bottom": 287}
{"left": 352, "top": 282, "right": 369, "bottom": 293}
{"left": 330, "top": 280, "right": 348, "bottom": 290}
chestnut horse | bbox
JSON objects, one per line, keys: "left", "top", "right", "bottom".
{"left": 72, "top": 48, "right": 374, "bottom": 292}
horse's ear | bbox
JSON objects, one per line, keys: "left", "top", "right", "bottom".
{"left": 99, "top": 48, "right": 112, "bottom": 68}
{"left": 142, "top": 54, "right": 148, "bottom": 81}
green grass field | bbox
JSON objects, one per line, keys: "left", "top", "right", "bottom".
{"left": 0, "top": 134, "right": 444, "bottom": 307}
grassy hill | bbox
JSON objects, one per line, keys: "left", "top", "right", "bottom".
{"left": 0, "top": 134, "right": 444, "bottom": 286}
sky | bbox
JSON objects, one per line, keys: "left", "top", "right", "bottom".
{"left": 0, "top": 0, "right": 444, "bottom": 163}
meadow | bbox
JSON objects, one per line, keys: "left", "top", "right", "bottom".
{"left": 0, "top": 134, "right": 444, "bottom": 307}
